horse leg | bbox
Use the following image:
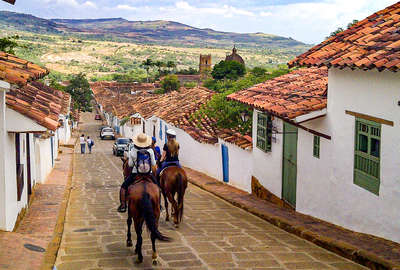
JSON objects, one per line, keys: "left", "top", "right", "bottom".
{"left": 126, "top": 216, "right": 133, "bottom": 247}
{"left": 134, "top": 220, "right": 144, "bottom": 264}
{"left": 162, "top": 189, "right": 169, "bottom": 221}
{"left": 167, "top": 191, "right": 179, "bottom": 227}
{"left": 151, "top": 232, "right": 158, "bottom": 265}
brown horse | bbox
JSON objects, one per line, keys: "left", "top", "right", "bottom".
{"left": 159, "top": 166, "right": 188, "bottom": 227}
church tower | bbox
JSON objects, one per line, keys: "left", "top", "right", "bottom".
{"left": 199, "top": 54, "right": 212, "bottom": 75}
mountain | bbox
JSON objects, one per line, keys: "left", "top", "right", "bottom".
{"left": 0, "top": 11, "right": 309, "bottom": 49}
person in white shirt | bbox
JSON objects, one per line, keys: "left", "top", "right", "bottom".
{"left": 80, "top": 134, "right": 86, "bottom": 154}
{"left": 117, "top": 133, "right": 156, "bottom": 213}
{"left": 87, "top": 136, "right": 93, "bottom": 154}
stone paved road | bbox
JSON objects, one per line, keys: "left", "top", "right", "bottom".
{"left": 54, "top": 113, "right": 367, "bottom": 270}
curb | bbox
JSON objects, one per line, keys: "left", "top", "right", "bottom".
{"left": 40, "top": 140, "right": 76, "bottom": 270}
{"left": 188, "top": 177, "right": 400, "bottom": 270}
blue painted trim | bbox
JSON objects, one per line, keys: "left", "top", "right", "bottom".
{"left": 221, "top": 144, "right": 229, "bottom": 182}
{"left": 159, "top": 121, "right": 163, "bottom": 140}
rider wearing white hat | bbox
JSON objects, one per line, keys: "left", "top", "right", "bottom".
{"left": 156, "top": 129, "right": 181, "bottom": 179}
{"left": 118, "top": 133, "right": 156, "bottom": 213}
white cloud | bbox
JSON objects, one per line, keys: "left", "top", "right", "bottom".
{"left": 174, "top": 1, "right": 255, "bottom": 18}
{"left": 116, "top": 4, "right": 138, "bottom": 11}
{"left": 83, "top": 1, "right": 97, "bottom": 9}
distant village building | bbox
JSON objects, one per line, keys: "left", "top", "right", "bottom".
{"left": 199, "top": 54, "right": 211, "bottom": 75}
{"left": 225, "top": 46, "right": 245, "bottom": 67}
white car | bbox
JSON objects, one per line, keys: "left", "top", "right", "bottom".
{"left": 100, "top": 127, "right": 115, "bottom": 140}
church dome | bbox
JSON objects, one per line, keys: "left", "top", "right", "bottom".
{"left": 225, "top": 46, "right": 245, "bottom": 66}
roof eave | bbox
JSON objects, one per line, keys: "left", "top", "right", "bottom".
{"left": 294, "top": 108, "right": 327, "bottom": 123}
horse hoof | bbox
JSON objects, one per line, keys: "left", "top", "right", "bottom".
{"left": 135, "top": 258, "right": 143, "bottom": 264}
{"left": 126, "top": 240, "right": 133, "bottom": 247}
{"left": 152, "top": 259, "right": 158, "bottom": 265}
{"left": 174, "top": 223, "right": 179, "bottom": 228}
{"left": 166, "top": 217, "right": 169, "bottom": 222}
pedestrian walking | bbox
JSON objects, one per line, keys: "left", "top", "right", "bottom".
{"left": 87, "top": 136, "right": 94, "bottom": 154}
{"left": 80, "top": 134, "right": 86, "bottom": 154}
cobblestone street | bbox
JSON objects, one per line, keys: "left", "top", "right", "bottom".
{"left": 54, "top": 113, "right": 367, "bottom": 270}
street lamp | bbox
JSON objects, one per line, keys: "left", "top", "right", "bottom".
{"left": 240, "top": 111, "right": 250, "bottom": 122}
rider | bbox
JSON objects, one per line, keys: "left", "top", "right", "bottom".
{"left": 117, "top": 133, "right": 156, "bottom": 213}
{"left": 156, "top": 129, "right": 181, "bottom": 180}
{"left": 152, "top": 136, "right": 161, "bottom": 162}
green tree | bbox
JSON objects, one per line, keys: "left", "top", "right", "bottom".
{"left": 0, "top": 35, "right": 19, "bottom": 54}
{"left": 66, "top": 73, "right": 92, "bottom": 111}
{"left": 327, "top": 19, "right": 359, "bottom": 39}
{"left": 141, "top": 58, "right": 154, "bottom": 82}
{"left": 211, "top": 60, "right": 245, "bottom": 81}
{"left": 154, "top": 60, "right": 165, "bottom": 76}
{"left": 166, "top": 60, "right": 176, "bottom": 73}
{"left": 251, "top": 67, "right": 267, "bottom": 77}
{"left": 161, "top": 75, "right": 180, "bottom": 92}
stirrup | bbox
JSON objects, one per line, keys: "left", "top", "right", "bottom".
{"left": 117, "top": 204, "right": 127, "bottom": 213}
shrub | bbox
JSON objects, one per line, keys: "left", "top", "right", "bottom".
{"left": 211, "top": 60, "right": 245, "bottom": 81}
{"left": 161, "top": 75, "right": 180, "bottom": 92}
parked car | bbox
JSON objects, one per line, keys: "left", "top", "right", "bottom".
{"left": 113, "top": 138, "right": 132, "bottom": 156}
{"left": 99, "top": 125, "right": 110, "bottom": 137}
{"left": 95, "top": 114, "right": 101, "bottom": 120}
{"left": 100, "top": 127, "right": 115, "bottom": 140}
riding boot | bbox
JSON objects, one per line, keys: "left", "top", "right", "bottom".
{"left": 117, "top": 188, "right": 127, "bottom": 213}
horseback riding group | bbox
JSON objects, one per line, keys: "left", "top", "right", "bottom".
{"left": 117, "top": 129, "right": 188, "bottom": 265}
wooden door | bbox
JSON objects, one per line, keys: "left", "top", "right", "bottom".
{"left": 221, "top": 144, "right": 229, "bottom": 182}
{"left": 26, "top": 133, "right": 32, "bottom": 200}
{"left": 282, "top": 122, "right": 298, "bottom": 208}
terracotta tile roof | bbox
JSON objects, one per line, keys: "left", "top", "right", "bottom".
{"left": 71, "top": 107, "right": 80, "bottom": 123}
{"left": 93, "top": 84, "right": 252, "bottom": 149}
{"left": 289, "top": 2, "right": 400, "bottom": 72}
{"left": 60, "top": 92, "right": 71, "bottom": 116}
{"left": 91, "top": 81, "right": 156, "bottom": 95}
{"left": 6, "top": 81, "right": 65, "bottom": 131}
{"left": 0, "top": 52, "right": 48, "bottom": 85}
{"left": 227, "top": 67, "right": 328, "bottom": 120}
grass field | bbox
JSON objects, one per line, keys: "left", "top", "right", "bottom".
{"left": 2, "top": 28, "right": 304, "bottom": 81}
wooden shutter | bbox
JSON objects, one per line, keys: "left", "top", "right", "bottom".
{"left": 256, "top": 113, "right": 272, "bottom": 152}
{"left": 313, "top": 135, "right": 320, "bottom": 158}
{"left": 354, "top": 118, "right": 381, "bottom": 195}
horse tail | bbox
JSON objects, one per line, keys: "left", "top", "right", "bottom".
{"left": 176, "top": 173, "right": 185, "bottom": 223}
{"left": 140, "top": 186, "right": 170, "bottom": 242}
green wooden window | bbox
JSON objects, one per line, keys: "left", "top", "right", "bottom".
{"left": 354, "top": 118, "right": 381, "bottom": 195}
{"left": 313, "top": 135, "right": 320, "bottom": 158}
{"left": 256, "top": 113, "right": 272, "bottom": 152}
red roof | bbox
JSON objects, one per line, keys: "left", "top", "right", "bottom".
{"left": 0, "top": 52, "right": 48, "bottom": 85}
{"left": 6, "top": 81, "right": 65, "bottom": 131}
{"left": 289, "top": 2, "right": 400, "bottom": 72}
{"left": 227, "top": 67, "right": 328, "bottom": 119}
{"left": 92, "top": 84, "right": 252, "bottom": 149}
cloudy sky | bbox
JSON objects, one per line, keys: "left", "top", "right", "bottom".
{"left": 0, "top": 0, "right": 397, "bottom": 44}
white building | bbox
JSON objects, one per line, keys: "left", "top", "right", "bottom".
{"left": 0, "top": 53, "right": 66, "bottom": 231}
{"left": 228, "top": 2, "right": 400, "bottom": 243}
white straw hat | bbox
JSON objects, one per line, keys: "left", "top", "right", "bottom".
{"left": 133, "top": 133, "right": 152, "bottom": 148}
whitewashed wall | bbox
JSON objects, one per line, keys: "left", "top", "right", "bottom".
{"left": 58, "top": 115, "right": 71, "bottom": 144}
{"left": 35, "top": 134, "right": 57, "bottom": 184}
{"left": 251, "top": 110, "right": 284, "bottom": 198}
{"left": 296, "top": 68, "right": 400, "bottom": 243}
{"left": 3, "top": 133, "right": 28, "bottom": 230}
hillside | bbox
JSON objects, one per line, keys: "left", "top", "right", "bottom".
{"left": 0, "top": 11, "right": 309, "bottom": 50}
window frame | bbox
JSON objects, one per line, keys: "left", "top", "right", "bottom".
{"left": 354, "top": 117, "right": 381, "bottom": 195}
{"left": 313, "top": 135, "right": 320, "bottom": 158}
{"left": 256, "top": 112, "right": 272, "bottom": 152}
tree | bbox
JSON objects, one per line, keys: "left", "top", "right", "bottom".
{"left": 211, "top": 60, "right": 245, "bottom": 81}
{"left": 0, "top": 35, "right": 19, "bottom": 54}
{"left": 251, "top": 67, "right": 267, "bottom": 77}
{"left": 327, "top": 19, "right": 359, "bottom": 39}
{"left": 66, "top": 73, "right": 92, "bottom": 111}
{"left": 166, "top": 60, "right": 176, "bottom": 73}
{"left": 161, "top": 75, "right": 180, "bottom": 92}
{"left": 154, "top": 60, "right": 165, "bottom": 76}
{"left": 141, "top": 58, "right": 154, "bottom": 82}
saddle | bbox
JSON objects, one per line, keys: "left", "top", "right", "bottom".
{"left": 132, "top": 174, "right": 154, "bottom": 186}
{"left": 159, "top": 163, "right": 179, "bottom": 178}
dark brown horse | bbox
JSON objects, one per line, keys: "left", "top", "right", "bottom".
{"left": 159, "top": 166, "right": 188, "bottom": 227}
{"left": 121, "top": 158, "right": 170, "bottom": 265}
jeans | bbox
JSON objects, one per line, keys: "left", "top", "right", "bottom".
{"left": 80, "top": 144, "right": 85, "bottom": 154}
{"left": 88, "top": 145, "right": 92, "bottom": 153}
